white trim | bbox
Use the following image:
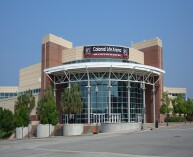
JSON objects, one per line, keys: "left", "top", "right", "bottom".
{"left": 44, "top": 62, "right": 165, "bottom": 76}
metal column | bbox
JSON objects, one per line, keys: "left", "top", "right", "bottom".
{"left": 108, "top": 67, "right": 112, "bottom": 123}
{"left": 142, "top": 82, "right": 146, "bottom": 123}
{"left": 127, "top": 80, "right": 131, "bottom": 122}
{"left": 53, "top": 76, "right": 56, "bottom": 98}
{"left": 87, "top": 84, "right": 91, "bottom": 124}
{"left": 86, "top": 67, "right": 91, "bottom": 124}
{"left": 152, "top": 84, "right": 156, "bottom": 124}
{"left": 108, "top": 87, "right": 111, "bottom": 122}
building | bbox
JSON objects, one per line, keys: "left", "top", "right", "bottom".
{"left": 0, "top": 34, "right": 187, "bottom": 124}
{"left": 0, "top": 63, "right": 41, "bottom": 117}
{"left": 164, "top": 87, "right": 187, "bottom": 100}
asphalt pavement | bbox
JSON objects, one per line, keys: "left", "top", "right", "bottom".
{"left": 0, "top": 123, "right": 193, "bottom": 157}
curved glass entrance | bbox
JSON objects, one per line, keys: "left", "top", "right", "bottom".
{"left": 61, "top": 72, "right": 143, "bottom": 124}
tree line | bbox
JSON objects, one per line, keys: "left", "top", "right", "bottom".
{"left": 0, "top": 84, "right": 82, "bottom": 139}
{"left": 0, "top": 90, "right": 35, "bottom": 138}
{"left": 160, "top": 92, "right": 193, "bottom": 123}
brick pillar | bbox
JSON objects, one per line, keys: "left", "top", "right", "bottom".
{"left": 138, "top": 45, "right": 163, "bottom": 123}
{"left": 41, "top": 34, "right": 72, "bottom": 123}
{"left": 41, "top": 41, "right": 65, "bottom": 94}
{"left": 145, "top": 84, "right": 153, "bottom": 122}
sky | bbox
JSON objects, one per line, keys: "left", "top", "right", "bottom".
{"left": 0, "top": 0, "right": 193, "bottom": 98}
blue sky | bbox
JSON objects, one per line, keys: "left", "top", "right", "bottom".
{"left": 0, "top": 0, "right": 193, "bottom": 98}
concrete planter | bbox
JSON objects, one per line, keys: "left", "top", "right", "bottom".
{"left": 16, "top": 124, "right": 32, "bottom": 139}
{"left": 63, "top": 124, "right": 84, "bottom": 136}
{"left": 101, "top": 123, "right": 140, "bottom": 133}
{"left": 37, "top": 124, "right": 54, "bottom": 138}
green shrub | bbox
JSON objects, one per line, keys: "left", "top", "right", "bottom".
{"left": 164, "top": 117, "right": 186, "bottom": 122}
{"left": 0, "top": 107, "right": 14, "bottom": 138}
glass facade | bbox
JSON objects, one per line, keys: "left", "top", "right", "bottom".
{"left": 0, "top": 88, "right": 41, "bottom": 100}
{"left": 62, "top": 72, "right": 143, "bottom": 124}
{"left": 19, "top": 88, "right": 41, "bottom": 95}
{"left": 0, "top": 92, "right": 17, "bottom": 100}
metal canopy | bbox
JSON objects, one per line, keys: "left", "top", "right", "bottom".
{"left": 44, "top": 62, "right": 165, "bottom": 85}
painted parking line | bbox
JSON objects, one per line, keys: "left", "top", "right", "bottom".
{"left": 34, "top": 147, "right": 164, "bottom": 157}
{"left": 166, "top": 127, "right": 193, "bottom": 131}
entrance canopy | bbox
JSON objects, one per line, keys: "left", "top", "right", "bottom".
{"left": 44, "top": 62, "right": 165, "bottom": 85}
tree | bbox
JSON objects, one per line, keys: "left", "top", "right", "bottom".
{"left": 186, "top": 98, "right": 193, "bottom": 115}
{"left": 0, "top": 107, "right": 14, "bottom": 138}
{"left": 186, "top": 98, "right": 193, "bottom": 122}
{"left": 172, "top": 94, "right": 186, "bottom": 118}
{"left": 160, "top": 104, "right": 167, "bottom": 115}
{"left": 14, "top": 90, "right": 35, "bottom": 127}
{"left": 160, "top": 92, "right": 171, "bottom": 126}
{"left": 61, "top": 83, "right": 83, "bottom": 123}
{"left": 14, "top": 106, "right": 28, "bottom": 127}
{"left": 36, "top": 86, "right": 59, "bottom": 125}
{"left": 172, "top": 98, "right": 179, "bottom": 116}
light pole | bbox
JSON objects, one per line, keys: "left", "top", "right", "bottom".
{"left": 95, "top": 85, "right": 98, "bottom": 134}
{"left": 141, "top": 82, "right": 146, "bottom": 130}
{"left": 166, "top": 92, "right": 169, "bottom": 126}
{"left": 28, "top": 103, "right": 30, "bottom": 139}
{"left": 141, "top": 109, "right": 144, "bottom": 130}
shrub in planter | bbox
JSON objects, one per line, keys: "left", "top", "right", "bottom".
{"left": 36, "top": 86, "right": 59, "bottom": 137}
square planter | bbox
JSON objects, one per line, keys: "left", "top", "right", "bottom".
{"left": 63, "top": 124, "right": 83, "bottom": 136}
{"left": 37, "top": 124, "right": 54, "bottom": 138}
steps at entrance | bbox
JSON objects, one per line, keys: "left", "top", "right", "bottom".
{"left": 83, "top": 124, "right": 101, "bottom": 134}
{"left": 25, "top": 125, "right": 37, "bottom": 138}
{"left": 51, "top": 124, "right": 63, "bottom": 136}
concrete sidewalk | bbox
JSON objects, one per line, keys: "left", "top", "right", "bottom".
{"left": 144, "top": 122, "right": 193, "bottom": 131}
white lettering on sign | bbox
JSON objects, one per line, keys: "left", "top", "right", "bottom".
{"left": 93, "top": 47, "right": 106, "bottom": 52}
{"left": 84, "top": 45, "right": 129, "bottom": 59}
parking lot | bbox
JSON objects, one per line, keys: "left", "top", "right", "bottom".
{"left": 0, "top": 124, "right": 193, "bottom": 157}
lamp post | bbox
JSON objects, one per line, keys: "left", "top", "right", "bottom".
{"left": 28, "top": 103, "right": 30, "bottom": 139}
{"left": 141, "top": 109, "right": 144, "bottom": 130}
{"left": 95, "top": 85, "right": 98, "bottom": 134}
{"left": 166, "top": 92, "right": 169, "bottom": 126}
{"left": 141, "top": 82, "right": 146, "bottom": 130}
